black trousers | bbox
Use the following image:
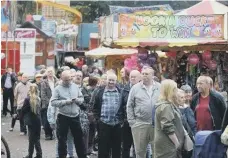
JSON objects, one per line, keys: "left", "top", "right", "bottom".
{"left": 88, "top": 121, "right": 96, "bottom": 153}
{"left": 40, "top": 108, "right": 53, "bottom": 138}
{"left": 122, "top": 121, "right": 134, "bottom": 158}
{"left": 56, "top": 114, "right": 86, "bottom": 158}
{"left": 27, "top": 124, "right": 42, "bottom": 158}
{"left": 11, "top": 109, "right": 27, "bottom": 133}
{"left": 2, "top": 88, "right": 14, "bottom": 115}
{"left": 98, "top": 121, "right": 122, "bottom": 158}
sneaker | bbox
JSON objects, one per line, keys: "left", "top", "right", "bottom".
{"left": 9, "top": 128, "right": 13, "bottom": 132}
{"left": 20, "top": 132, "right": 26, "bottom": 136}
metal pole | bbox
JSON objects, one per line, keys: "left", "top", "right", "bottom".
{"left": 13, "top": 30, "right": 16, "bottom": 72}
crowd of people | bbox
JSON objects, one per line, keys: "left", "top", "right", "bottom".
{"left": 1, "top": 65, "right": 228, "bottom": 158}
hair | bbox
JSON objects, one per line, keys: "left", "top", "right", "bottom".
{"left": 207, "top": 76, "right": 213, "bottom": 87}
{"left": 142, "top": 66, "right": 155, "bottom": 75}
{"left": 159, "top": 79, "right": 177, "bottom": 104}
{"left": 40, "top": 69, "right": 46, "bottom": 75}
{"left": 46, "top": 66, "right": 55, "bottom": 75}
{"left": 180, "top": 84, "right": 192, "bottom": 93}
{"left": 28, "top": 84, "right": 40, "bottom": 114}
{"left": 88, "top": 76, "right": 98, "bottom": 87}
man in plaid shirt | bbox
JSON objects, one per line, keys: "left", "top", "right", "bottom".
{"left": 93, "top": 72, "right": 123, "bottom": 158}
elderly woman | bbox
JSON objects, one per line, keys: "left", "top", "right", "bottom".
{"left": 154, "top": 79, "right": 185, "bottom": 158}
{"left": 180, "top": 85, "right": 192, "bottom": 107}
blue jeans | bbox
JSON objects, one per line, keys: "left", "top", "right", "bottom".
{"left": 146, "top": 144, "right": 152, "bottom": 158}
{"left": 56, "top": 130, "right": 74, "bottom": 157}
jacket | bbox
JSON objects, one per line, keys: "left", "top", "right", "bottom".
{"left": 92, "top": 86, "right": 124, "bottom": 122}
{"left": 200, "top": 130, "right": 227, "bottom": 158}
{"left": 126, "top": 81, "right": 161, "bottom": 127}
{"left": 120, "top": 83, "right": 131, "bottom": 120}
{"left": 191, "top": 90, "right": 227, "bottom": 130}
{"left": 1, "top": 73, "right": 16, "bottom": 89}
{"left": 14, "top": 82, "right": 31, "bottom": 109}
{"left": 40, "top": 78, "right": 58, "bottom": 109}
{"left": 47, "top": 101, "right": 58, "bottom": 125}
{"left": 51, "top": 82, "right": 84, "bottom": 118}
{"left": 154, "top": 101, "right": 185, "bottom": 158}
{"left": 21, "top": 97, "right": 41, "bottom": 126}
{"left": 179, "top": 107, "right": 197, "bottom": 136}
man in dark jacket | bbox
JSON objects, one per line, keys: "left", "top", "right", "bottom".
{"left": 92, "top": 73, "right": 124, "bottom": 158}
{"left": 191, "top": 76, "right": 227, "bottom": 131}
{"left": 1, "top": 68, "right": 16, "bottom": 116}
{"left": 120, "top": 70, "right": 141, "bottom": 158}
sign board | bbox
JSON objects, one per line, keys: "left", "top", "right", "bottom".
{"left": 42, "top": 20, "right": 56, "bottom": 35}
{"left": 57, "top": 24, "right": 78, "bottom": 34}
{"left": 109, "top": 4, "right": 173, "bottom": 14}
{"left": 119, "top": 14, "right": 224, "bottom": 39}
{"left": 14, "top": 28, "right": 36, "bottom": 76}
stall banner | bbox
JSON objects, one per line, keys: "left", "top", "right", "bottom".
{"left": 119, "top": 14, "right": 224, "bottom": 39}
{"left": 1, "top": 0, "right": 10, "bottom": 32}
{"left": 109, "top": 4, "right": 173, "bottom": 14}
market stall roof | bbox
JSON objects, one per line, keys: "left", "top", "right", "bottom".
{"left": 85, "top": 47, "right": 138, "bottom": 57}
{"left": 176, "top": 0, "right": 228, "bottom": 15}
{"left": 113, "top": 38, "right": 228, "bottom": 48}
{"left": 20, "top": 22, "right": 53, "bottom": 38}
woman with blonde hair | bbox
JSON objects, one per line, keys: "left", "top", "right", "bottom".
{"left": 154, "top": 79, "right": 185, "bottom": 158}
{"left": 21, "top": 84, "right": 42, "bottom": 158}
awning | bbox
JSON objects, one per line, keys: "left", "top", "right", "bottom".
{"left": 114, "top": 38, "right": 228, "bottom": 48}
{"left": 85, "top": 47, "right": 138, "bottom": 57}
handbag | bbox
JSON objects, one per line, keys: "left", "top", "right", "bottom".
{"left": 79, "top": 109, "right": 90, "bottom": 135}
{"left": 184, "top": 129, "right": 194, "bottom": 152}
{"left": 221, "top": 125, "right": 228, "bottom": 145}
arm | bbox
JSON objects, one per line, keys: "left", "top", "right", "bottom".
{"left": 222, "top": 107, "right": 228, "bottom": 131}
{"left": 186, "top": 107, "right": 197, "bottom": 135}
{"left": 92, "top": 90, "right": 100, "bottom": 121}
{"left": 127, "top": 87, "right": 136, "bottom": 127}
{"left": 21, "top": 98, "right": 30, "bottom": 119}
{"left": 168, "top": 133, "right": 180, "bottom": 149}
{"left": 47, "top": 101, "right": 56, "bottom": 125}
{"left": 51, "top": 88, "right": 68, "bottom": 108}
{"left": 75, "top": 89, "right": 84, "bottom": 105}
{"left": 40, "top": 82, "right": 47, "bottom": 107}
{"left": 1, "top": 75, "right": 5, "bottom": 89}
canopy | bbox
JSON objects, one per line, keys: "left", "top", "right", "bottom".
{"left": 114, "top": 38, "right": 228, "bottom": 48}
{"left": 176, "top": 0, "right": 228, "bottom": 15}
{"left": 85, "top": 47, "right": 138, "bottom": 57}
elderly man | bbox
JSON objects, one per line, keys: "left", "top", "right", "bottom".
{"left": 12, "top": 74, "right": 31, "bottom": 135}
{"left": 1, "top": 67, "right": 16, "bottom": 116}
{"left": 51, "top": 70, "right": 86, "bottom": 158}
{"left": 191, "top": 76, "right": 227, "bottom": 131}
{"left": 127, "top": 67, "right": 160, "bottom": 158}
{"left": 121, "top": 70, "right": 141, "bottom": 158}
{"left": 93, "top": 72, "right": 124, "bottom": 158}
{"left": 82, "top": 65, "right": 89, "bottom": 78}
{"left": 41, "top": 67, "right": 58, "bottom": 140}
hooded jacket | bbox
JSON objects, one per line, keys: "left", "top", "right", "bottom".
{"left": 51, "top": 82, "right": 84, "bottom": 118}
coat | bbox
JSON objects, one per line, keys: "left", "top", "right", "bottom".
{"left": 191, "top": 90, "right": 227, "bottom": 130}
{"left": 40, "top": 78, "right": 58, "bottom": 109}
{"left": 154, "top": 101, "right": 185, "bottom": 158}
{"left": 1, "top": 72, "right": 16, "bottom": 89}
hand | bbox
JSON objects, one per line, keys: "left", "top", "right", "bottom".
{"left": 65, "top": 99, "right": 72, "bottom": 105}
{"left": 175, "top": 141, "right": 181, "bottom": 150}
{"left": 50, "top": 124, "right": 56, "bottom": 130}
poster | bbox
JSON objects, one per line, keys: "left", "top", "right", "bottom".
{"left": 109, "top": 4, "right": 173, "bottom": 14}
{"left": 119, "top": 14, "right": 224, "bottom": 39}
{"left": 1, "top": 0, "right": 10, "bottom": 32}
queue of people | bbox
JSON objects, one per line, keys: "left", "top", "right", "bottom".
{"left": 1, "top": 64, "right": 228, "bottom": 158}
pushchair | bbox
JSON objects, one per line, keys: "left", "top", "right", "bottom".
{"left": 193, "top": 130, "right": 227, "bottom": 158}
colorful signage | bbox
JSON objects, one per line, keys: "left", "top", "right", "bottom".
{"left": 1, "top": 0, "right": 10, "bottom": 32}
{"left": 109, "top": 4, "right": 173, "bottom": 14}
{"left": 119, "top": 14, "right": 224, "bottom": 39}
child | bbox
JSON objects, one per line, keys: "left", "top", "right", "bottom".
{"left": 21, "top": 84, "right": 42, "bottom": 158}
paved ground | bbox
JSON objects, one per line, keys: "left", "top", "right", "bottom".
{"left": 1, "top": 115, "right": 97, "bottom": 158}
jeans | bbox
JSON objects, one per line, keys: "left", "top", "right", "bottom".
{"left": 2, "top": 88, "right": 14, "bottom": 115}
{"left": 27, "top": 124, "right": 42, "bottom": 158}
{"left": 56, "top": 130, "right": 74, "bottom": 157}
{"left": 11, "top": 109, "right": 27, "bottom": 133}
{"left": 41, "top": 108, "right": 53, "bottom": 138}
{"left": 56, "top": 114, "right": 86, "bottom": 158}
{"left": 146, "top": 144, "right": 152, "bottom": 158}
{"left": 98, "top": 121, "right": 122, "bottom": 158}
{"left": 122, "top": 121, "right": 134, "bottom": 158}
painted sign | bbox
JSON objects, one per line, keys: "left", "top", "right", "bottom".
{"left": 119, "top": 14, "right": 224, "bottom": 39}
{"left": 1, "top": 0, "right": 10, "bottom": 32}
{"left": 57, "top": 24, "right": 78, "bottom": 34}
{"left": 42, "top": 20, "right": 56, "bottom": 35}
{"left": 109, "top": 4, "right": 173, "bottom": 14}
